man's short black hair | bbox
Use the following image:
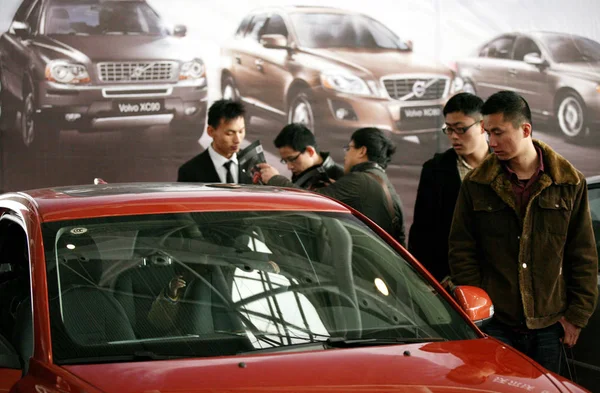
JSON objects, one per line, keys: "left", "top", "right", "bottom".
{"left": 351, "top": 127, "right": 396, "bottom": 169}
{"left": 273, "top": 123, "right": 318, "bottom": 153}
{"left": 481, "top": 90, "right": 532, "bottom": 128}
{"left": 443, "top": 92, "right": 484, "bottom": 118}
{"left": 207, "top": 99, "right": 246, "bottom": 129}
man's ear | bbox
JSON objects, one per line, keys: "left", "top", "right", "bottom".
{"left": 522, "top": 122, "right": 532, "bottom": 138}
{"left": 206, "top": 125, "right": 215, "bottom": 138}
{"left": 305, "top": 146, "right": 317, "bottom": 157}
{"left": 357, "top": 145, "right": 368, "bottom": 159}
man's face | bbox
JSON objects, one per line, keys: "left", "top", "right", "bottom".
{"left": 207, "top": 116, "right": 245, "bottom": 159}
{"left": 444, "top": 112, "right": 485, "bottom": 156}
{"left": 343, "top": 140, "right": 362, "bottom": 173}
{"left": 278, "top": 146, "right": 317, "bottom": 175}
{"left": 483, "top": 113, "right": 529, "bottom": 161}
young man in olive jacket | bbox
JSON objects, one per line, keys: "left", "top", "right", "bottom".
{"left": 448, "top": 91, "right": 598, "bottom": 373}
{"left": 408, "top": 93, "right": 489, "bottom": 282}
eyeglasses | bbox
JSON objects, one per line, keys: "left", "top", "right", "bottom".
{"left": 343, "top": 144, "right": 356, "bottom": 153}
{"left": 280, "top": 152, "right": 302, "bottom": 164}
{"left": 441, "top": 120, "right": 480, "bottom": 135}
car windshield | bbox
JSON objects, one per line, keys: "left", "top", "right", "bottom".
{"left": 44, "top": 0, "right": 169, "bottom": 36}
{"left": 539, "top": 34, "right": 600, "bottom": 63}
{"left": 289, "top": 13, "right": 408, "bottom": 50}
{"left": 43, "top": 211, "right": 476, "bottom": 364}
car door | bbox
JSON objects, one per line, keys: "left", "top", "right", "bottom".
{"left": 0, "top": 212, "right": 34, "bottom": 390}
{"left": 232, "top": 13, "right": 268, "bottom": 111}
{"left": 468, "top": 35, "right": 516, "bottom": 100}
{"left": 563, "top": 180, "right": 600, "bottom": 390}
{"left": 250, "top": 13, "right": 292, "bottom": 119}
{"left": 0, "top": 0, "right": 38, "bottom": 102}
{"left": 507, "top": 36, "right": 551, "bottom": 118}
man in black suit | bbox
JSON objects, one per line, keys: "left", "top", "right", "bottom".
{"left": 178, "top": 99, "right": 251, "bottom": 183}
{"left": 408, "top": 92, "right": 489, "bottom": 282}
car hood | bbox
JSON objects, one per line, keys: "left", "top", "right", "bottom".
{"left": 62, "top": 339, "right": 562, "bottom": 393}
{"left": 551, "top": 61, "right": 600, "bottom": 81}
{"left": 301, "top": 48, "right": 453, "bottom": 79}
{"left": 32, "top": 35, "right": 196, "bottom": 63}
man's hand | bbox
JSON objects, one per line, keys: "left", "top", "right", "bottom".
{"left": 257, "top": 163, "right": 280, "bottom": 184}
{"left": 559, "top": 317, "right": 581, "bottom": 347}
{"left": 167, "top": 275, "right": 186, "bottom": 300}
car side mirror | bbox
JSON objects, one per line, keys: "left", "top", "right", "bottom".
{"left": 405, "top": 40, "right": 413, "bottom": 51}
{"left": 260, "top": 34, "right": 288, "bottom": 49}
{"left": 524, "top": 52, "right": 546, "bottom": 67}
{"left": 173, "top": 24, "right": 187, "bottom": 37}
{"left": 453, "top": 285, "right": 494, "bottom": 328}
{"left": 11, "top": 21, "right": 31, "bottom": 39}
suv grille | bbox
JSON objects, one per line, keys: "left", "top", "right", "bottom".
{"left": 98, "top": 61, "right": 177, "bottom": 82}
{"left": 383, "top": 77, "right": 448, "bottom": 101}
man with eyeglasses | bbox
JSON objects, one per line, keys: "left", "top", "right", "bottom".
{"left": 270, "top": 123, "right": 344, "bottom": 190}
{"left": 259, "top": 127, "right": 406, "bottom": 246}
{"left": 408, "top": 92, "right": 489, "bottom": 283}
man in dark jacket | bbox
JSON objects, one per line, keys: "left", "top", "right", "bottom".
{"left": 273, "top": 123, "right": 344, "bottom": 190}
{"left": 408, "top": 93, "right": 489, "bottom": 281}
{"left": 448, "top": 91, "right": 598, "bottom": 373}
{"left": 259, "top": 127, "right": 406, "bottom": 246}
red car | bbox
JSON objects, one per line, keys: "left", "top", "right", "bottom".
{"left": 0, "top": 183, "right": 588, "bottom": 392}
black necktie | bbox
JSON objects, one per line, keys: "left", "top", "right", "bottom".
{"left": 223, "top": 161, "right": 234, "bottom": 183}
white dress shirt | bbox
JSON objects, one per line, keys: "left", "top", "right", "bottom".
{"left": 208, "top": 144, "right": 239, "bottom": 183}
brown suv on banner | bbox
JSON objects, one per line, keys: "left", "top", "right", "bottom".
{"left": 220, "top": 6, "right": 463, "bottom": 153}
{"left": 0, "top": 0, "right": 208, "bottom": 149}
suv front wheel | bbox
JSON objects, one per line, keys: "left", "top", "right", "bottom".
{"left": 288, "top": 90, "right": 315, "bottom": 134}
{"left": 21, "top": 87, "right": 60, "bottom": 149}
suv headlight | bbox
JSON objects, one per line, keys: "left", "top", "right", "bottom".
{"left": 321, "top": 71, "right": 373, "bottom": 96}
{"left": 179, "top": 59, "right": 205, "bottom": 80}
{"left": 45, "top": 60, "right": 90, "bottom": 84}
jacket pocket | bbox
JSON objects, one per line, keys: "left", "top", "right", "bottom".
{"left": 473, "top": 198, "right": 514, "bottom": 236}
{"left": 536, "top": 195, "right": 572, "bottom": 236}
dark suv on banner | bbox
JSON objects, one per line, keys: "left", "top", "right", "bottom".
{"left": 456, "top": 32, "right": 600, "bottom": 142}
{"left": 0, "top": 0, "right": 207, "bottom": 148}
{"left": 220, "top": 7, "right": 462, "bottom": 149}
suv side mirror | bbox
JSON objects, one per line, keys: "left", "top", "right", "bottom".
{"left": 260, "top": 34, "right": 288, "bottom": 49}
{"left": 524, "top": 52, "right": 547, "bottom": 67}
{"left": 453, "top": 285, "right": 494, "bottom": 328}
{"left": 11, "top": 21, "right": 31, "bottom": 39}
{"left": 173, "top": 24, "right": 187, "bottom": 37}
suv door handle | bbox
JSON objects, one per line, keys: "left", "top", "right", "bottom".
{"left": 235, "top": 55, "right": 241, "bottom": 65}
{"left": 508, "top": 68, "right": 518, "bottom": 76}
{"left": 475, "top": 64, "right": 481, "bottom": 70}
{"left": 255, "top": 59, "right": 264, "bottom": 72}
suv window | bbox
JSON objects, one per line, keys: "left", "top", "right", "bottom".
{"left": 513, "top": 37, "right": 541, "bottom": 61}
{"left": 246, "top": 13, "right": 268, "bottom": 41}
{"left": 262, "top": 14, "right": 288, "bottom": 37}
{"left": 235, "top": 15, "right": 251, "bottom": 37}
{"left": 44, "top": 0, "right": 169, "bottom": 36}
{"left": 480, "top": 36, "right": 515, "bottom": 59}
{"left": 13, "top": 0, "right": 36, "bottom": 22}
{"left": 25, "top": 0, "right": 42, "bottom": 32}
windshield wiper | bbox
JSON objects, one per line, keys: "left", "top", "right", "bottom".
{"left": 325, "top": 336, "right": 447, "bottom": 348}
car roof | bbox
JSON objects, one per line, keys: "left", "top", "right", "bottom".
{"left": 1, "top": 183, "right": 350, "bottom": 223}
{"left": 248, "top": 5, "right": 362, "bottom": 16}
{"left": 588, "top": 175, "right": 600, "bottom": 186}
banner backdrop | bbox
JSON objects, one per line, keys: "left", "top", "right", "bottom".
{"left": 1, "top": 0, "right": 599, "bottom": 229}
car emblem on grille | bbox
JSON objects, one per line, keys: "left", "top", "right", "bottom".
{"left": 412, "top": 80, "right": 427, "bottom": 98}
{"left": 127, "top": 63, "right": 155, "bottom": 80}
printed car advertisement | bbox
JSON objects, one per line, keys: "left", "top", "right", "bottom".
{"left": 0, "top": 0, "right": 599, "bottom": 215}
